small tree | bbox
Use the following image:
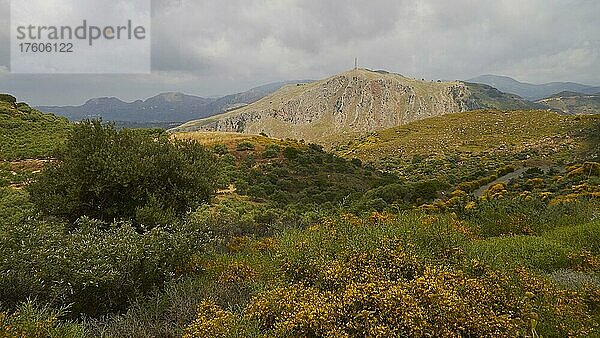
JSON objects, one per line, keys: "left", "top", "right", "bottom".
{"left": 28, "top": 120, "right": 219, "bottom": 228}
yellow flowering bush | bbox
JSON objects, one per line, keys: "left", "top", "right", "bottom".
{"left": 484, "top": 182, "right": 508, "bottom": 199}
{"left": 183, "top": 301, "right": 235, "bottom": 338}
{"left": 219, "top": 262, "right": 258, "bottom": 284}
{"left": 183, "top": 215, "right": 600, "bottom": 338}
{"left": 0, "top": 302, "right": 84, "bottom": 338}
{"left": 568, "top": 251, "right": 600, "bottom": 272}
{"left": 244, "top": 250, "right": 598, "bottom": 337}
{"left": 566, "top": 162, "right": 600, "bottom": 178}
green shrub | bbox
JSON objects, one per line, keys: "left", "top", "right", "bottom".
{"left": 262, "top": 144, "right": 280, "bottom": 158}
{"left": 236, "top": 141, "right": 255, "bottom": 151}
{"left": 496, "top": 164, "right": 516, "bottom": 177}
{"left": 0, "top": 187, "right": 35, "bottom": 225}
{"left": 213, "top": 143, "right": 229, "bottom": 155}
{"left": 28, "top": 120, "right": 219, "bottom": 227}
{"left": 0, "top": 103, "right": 71, "bottom": 160}
{"left": 0, "top": 217, "right": 209, "bottom": 318}
{"left": 282, "top": 147, "right": 299, "bottom": 159}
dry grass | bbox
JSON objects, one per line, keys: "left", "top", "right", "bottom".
{"left": 171, "top": 131, "right": 303, "bottom": 153}
{"left": 339, "top": 110, "right": 599, "bottom": 161}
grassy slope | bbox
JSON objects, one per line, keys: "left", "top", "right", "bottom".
{"left": 339, "top": 110, "right": 599, "bottom": 161}
{"left": 0, "top": 100, "right": 71, "bottom": 161}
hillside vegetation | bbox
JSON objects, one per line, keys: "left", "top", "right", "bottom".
{"left": 1, "top": 97, "right": 599, "bottom": 337}
{"left": 340, "top": 110, "right": 598, "bottom": 160}
{"left": 0, "top": 95, "right": 71, "bottom": 160}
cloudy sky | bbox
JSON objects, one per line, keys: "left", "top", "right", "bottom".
{"left": 1, "top": 0, "right": 599, "bottom": 105}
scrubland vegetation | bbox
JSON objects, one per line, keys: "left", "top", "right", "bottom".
{"left": 1, "top": 105, "right": 600, "bottom": 337}
{"left": 0, "top": 97, "right": 71, "bottom": 160}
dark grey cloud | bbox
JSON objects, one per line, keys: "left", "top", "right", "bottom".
{"left": 0, "top": 0, "right": 598, "bottom": 105}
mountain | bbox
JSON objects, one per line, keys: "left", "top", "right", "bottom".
{"left": 37, "top": 93, "right": 216, "bottom": 123}
{"left": 172, "top": 69, "right": 539, "bottom": 145}
{"left": 536, "top": 91, "right": 600, "bottom": 115}
{"left": 468, "top": 75, "right": 600, "bottom": 101}
{"left": 199, "top": 80, "right": 311, "bottom": 118}
{"left": 36, "top": 81, "right": 309, "bottom": 124}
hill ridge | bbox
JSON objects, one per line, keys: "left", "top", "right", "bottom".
{"left": 469, "top": 74, "right": 600, "bottom": 101}
{"left": 172, "top": 69, "right": 538, "bottom": 145}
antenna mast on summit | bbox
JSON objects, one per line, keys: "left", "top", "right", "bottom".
{"left": 354, "top": 58, "right": 358, "bottom": 70}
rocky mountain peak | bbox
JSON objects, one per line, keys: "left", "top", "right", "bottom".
{"left": 172, "top": 69, "right": 537, "bottom": 145}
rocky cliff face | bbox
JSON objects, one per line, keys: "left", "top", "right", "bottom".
{"left": 173, "top": 69, "right": 535, "bottom": 144}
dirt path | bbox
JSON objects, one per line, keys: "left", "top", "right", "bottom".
{"left": 473, "top": 166, "right": 564, "bottom": 197}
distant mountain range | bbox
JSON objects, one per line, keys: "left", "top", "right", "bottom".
{"left": 36, "top": 81, "right": 310, "bottom": 123}
{"left": 468, "top": 75, "right": 600, "bottom": 101}
{"left": 173, "top": 69, "right": 540, "bottom": 145}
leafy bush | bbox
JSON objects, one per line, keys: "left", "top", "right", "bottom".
{"left": 0, "top": 217, "right": 210, "bottom": 317}
{"left": 236, "top": 141, "right": 255, "bottom": 151}
{"left": 28, "top": 121, "right": 218, "bottom": 226}
{"left": 0, "top": 187, "right": 35, "bottom": 225}
{"left": 262, "top": 144, "right": 280, "bottom": 158}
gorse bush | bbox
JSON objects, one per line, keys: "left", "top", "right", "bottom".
{"left": 28, "top": 120, "right": 219, "bottom": 227}
{"left": 0, "top": 301, "right": 85, "bottom": 338}
{"left": 183, "top": 218, "right": 599, "bottom": 337}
